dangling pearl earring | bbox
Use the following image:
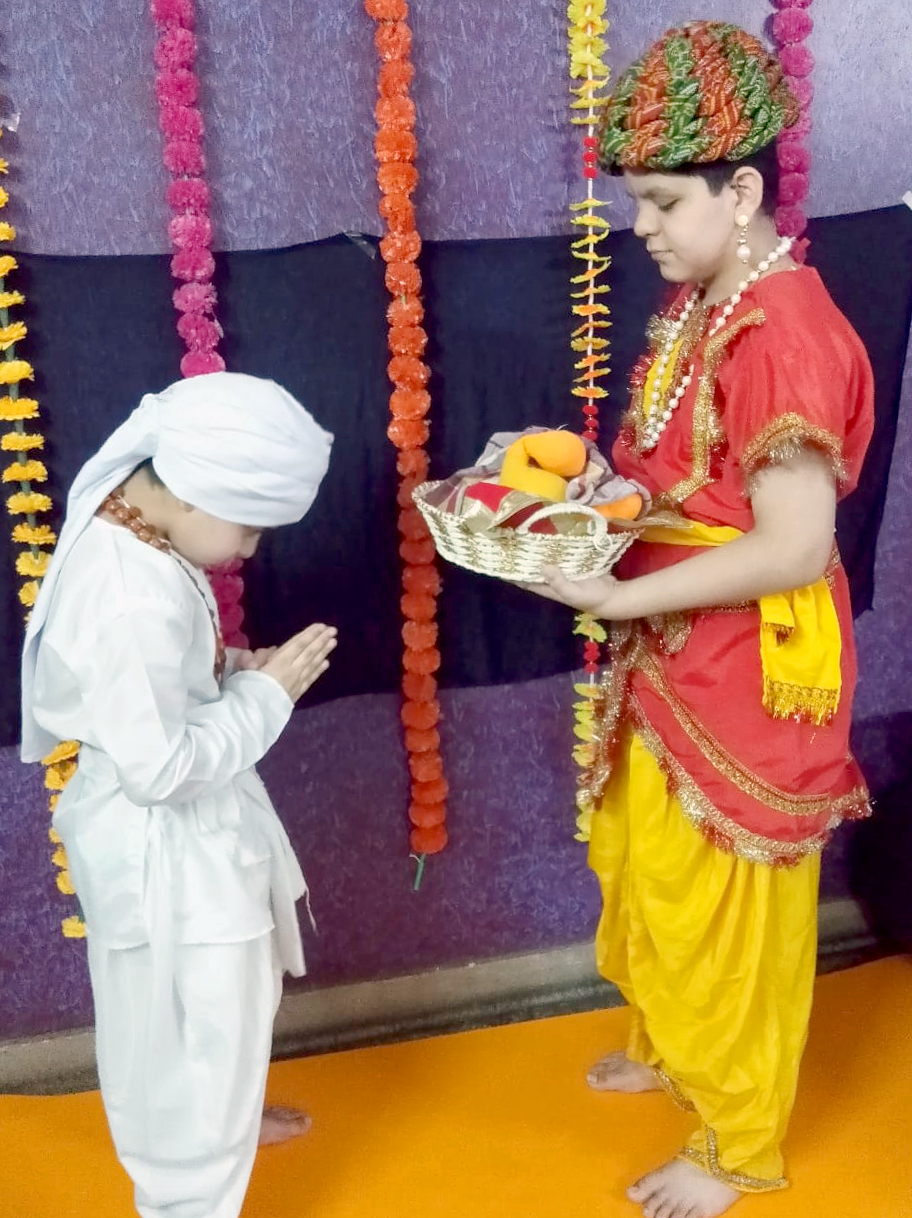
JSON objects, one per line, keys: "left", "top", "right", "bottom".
{"left": 735, "top": 213, "right": 752, "bottom": 265}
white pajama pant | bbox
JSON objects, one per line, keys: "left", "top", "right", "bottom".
{"left": 87, "top": 933, "right": 282, "bottom": 1218}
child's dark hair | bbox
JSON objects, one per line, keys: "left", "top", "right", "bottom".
{"left": 610, "top": 142, "right": 780, "bottom": 217}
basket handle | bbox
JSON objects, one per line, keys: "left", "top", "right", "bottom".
{"left": 514, "top": 501, "right": 616, "bottom": 549}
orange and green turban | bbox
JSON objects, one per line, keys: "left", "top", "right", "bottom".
{"left": 598, "top": 21, "right": 799, "bottom": 171}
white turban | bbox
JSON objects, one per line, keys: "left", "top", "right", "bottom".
{"left": 20, "top": 371, "right": 333, "bottom": 761}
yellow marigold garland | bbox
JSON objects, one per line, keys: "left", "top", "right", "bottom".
{"left": 567, "top": 2, "right": 612, "bottom": 837}
{"left": 7, "top": 490, "right": 52, "bottom": 512}
{"left": 12, "top": 522, "right": 56, "bottom": 545}
{"left": 0, "top": 395, "right": 39, "bottom": 420}
{"left": 0, "top": 121, "right": 84, "bottom": 937}
{"left": 2, "top": 431, "right": 44, "bottom": 452}
{"left": 3, "top": 457, "right": 47, "bottom": 482}
{"left": 0, "top": 320, "right": 27, "bottom": 349}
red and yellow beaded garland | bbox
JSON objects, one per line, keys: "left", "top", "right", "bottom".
{"left": 567, "top": 1, "right": 613, "bottom": 820}
{"left": 365, "top": 0, "right": 448, "bottom": 865}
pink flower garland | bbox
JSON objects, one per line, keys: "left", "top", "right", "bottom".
{"left": 771, "top": 0, "right": 814, "bottom": 263}
{"left": 150, "top": 0, "right": 247, "bottom": 646}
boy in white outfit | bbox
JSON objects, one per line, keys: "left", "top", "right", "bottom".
{"left": 21, "top": 372, "right": 336, "bottom": 1218}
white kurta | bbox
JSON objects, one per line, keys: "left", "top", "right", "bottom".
{"left": 31, "top": 517, "right": 308, "bottom": 1218}
{"left": 33, "top": 517, "right": 307, "bottom": 972}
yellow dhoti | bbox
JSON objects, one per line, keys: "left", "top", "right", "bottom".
{"left": 589, "top": 733, "right": 820, "bottom": 1191}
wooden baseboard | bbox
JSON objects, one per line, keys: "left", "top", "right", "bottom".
{"left": 0, "top": 897, "right": 884, "bottom": 1094}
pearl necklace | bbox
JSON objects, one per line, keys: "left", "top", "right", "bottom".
{"left": 641, "top": 235, "right": 794, "bottom": 451}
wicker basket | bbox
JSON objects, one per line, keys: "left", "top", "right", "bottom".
{"left": 413, "top": 481, "right": 638, "bottom": 582}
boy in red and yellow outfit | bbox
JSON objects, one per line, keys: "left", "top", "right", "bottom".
{"left": 522, "top": 22, "right": 873, "bottom": 1218}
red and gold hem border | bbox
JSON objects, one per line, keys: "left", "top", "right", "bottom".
{"left": 630, "top": 711, "right": 843, "bottom": 867}
{"left": 575, "top": 625, "right": 871, "bottom": 867}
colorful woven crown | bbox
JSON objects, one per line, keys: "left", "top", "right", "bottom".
{"left": 598, "top": 21, "right": 799, "bottom": 171}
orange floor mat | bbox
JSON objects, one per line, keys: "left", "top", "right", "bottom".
{"left": 2, "top": 957, "right": 911, "bottom": 1217}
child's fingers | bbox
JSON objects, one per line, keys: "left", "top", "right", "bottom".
{"left": 508, "top": 574, "right": 568, "bottom": 602}
{"left": 281, "top": 630, "right": 337, "bottom": 699}
{"left": 294, "top": 659, "right": 332, "bottom": 697}
{"left": 292, "top": 648, "right": 336, "bottom": 687}
{"left": 541, "top": 567, "right": 578, "bottom": 599}
{"left": 259, "top": 627, "right": 337, "bottom": 701}
{"left": 289, "top": 630, "right": 337, "bottom": 668}
{"left": 521, "top": 584, "right": 563, "bottom": 603}
{"left": 276, "top": 625, "right": 336, "bottom": 662}
{"left": 288, "top": 651, "right": 334, "bottom": 699}
{"left": 292, "top": 623, "right": 336, "bottom": 647}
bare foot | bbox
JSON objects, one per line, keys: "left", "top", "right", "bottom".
{"left": 628, "top": 1159, "right": 740, "bottom": 1218}
{"left": 586, "top": 1050, "right": 662, "bottom": 1093}
{"left": 258, "top": 1104, "right": 312, "bottom": 1147}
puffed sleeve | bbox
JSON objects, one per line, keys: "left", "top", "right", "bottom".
{"left": 52, "top": 591, "right": 293, "bottom": 806}
{"left": 716, "top": 292, "right": 874, "bottom": 498}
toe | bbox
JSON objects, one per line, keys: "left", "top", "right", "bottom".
{"left": 627, "top": 1177, "right": 649, "bottom": 1202}
{"left": 586, "top": 1051, "right": 620, "bottom": 1087}
{"left": 632, "top": 1179, "right": 666, "bottom": 1217}
{"left": 258, "top": 1105, "right": 313, "bottom": 1147}
{"left": 265, "top": 1104, "right": 308, "bottom": 1123}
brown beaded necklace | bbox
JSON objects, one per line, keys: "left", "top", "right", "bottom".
{"left": 99, "top": 490, "right": 227, "bottom": 682}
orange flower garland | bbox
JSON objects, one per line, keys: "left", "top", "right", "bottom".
{"left": 0, "top": 127, "right": 85, "bottom": 937}
{"left": 366, "top": 0, "right": 448, "bottom": 865}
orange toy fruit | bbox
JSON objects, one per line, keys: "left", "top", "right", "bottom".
{"left": 595, "top": 493, "right": 643, "bottom": 521}
{"left": 522, "top": 431, "right": 587, "bottom": 478}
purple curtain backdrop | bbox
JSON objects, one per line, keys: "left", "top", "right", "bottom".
{"left": 852, "top": 325, "right": 912, "bottom": 787}
{"left": 1, "top": 678, "right": 598, "bottom": 1039}
{"left": 2, "top": 0, "right": 910, "bottom": 254}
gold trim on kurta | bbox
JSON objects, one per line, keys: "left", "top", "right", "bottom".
{"left": 576, "top": 624, "right": 644, "bottom": 816}
{"left": 632, "top": 304, "right": 712, "bottom": 453}
{"left": 623, "top": 386, "right": 644, "bottom": 448}
{"left": 644, "top": 610, "right": 693, "bottom": 654}
{"left": 630, "top": 712, "right": 834, "bottom": 865}
{"left": 763, "top": 677, "right": 839, "bottom": 724}
{"left": 635, "top": 647, "right": 868, "bottom": 820}
{"left": 740, "top": 412, "right": 848, "bottom": 487}
{"left": 657, "top": 308, "right": 767, "bottom": 507}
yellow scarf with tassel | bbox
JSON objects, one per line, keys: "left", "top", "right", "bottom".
{"left": 640, "top": 521, "right": 841, "bottom": 725}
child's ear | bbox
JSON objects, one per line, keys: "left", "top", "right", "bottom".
{"left": 731, "top": 166, "right": 764, "bottom": 220}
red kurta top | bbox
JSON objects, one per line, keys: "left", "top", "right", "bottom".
{"left": 587, "top": 266, "right": 875, "bottom": 865}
